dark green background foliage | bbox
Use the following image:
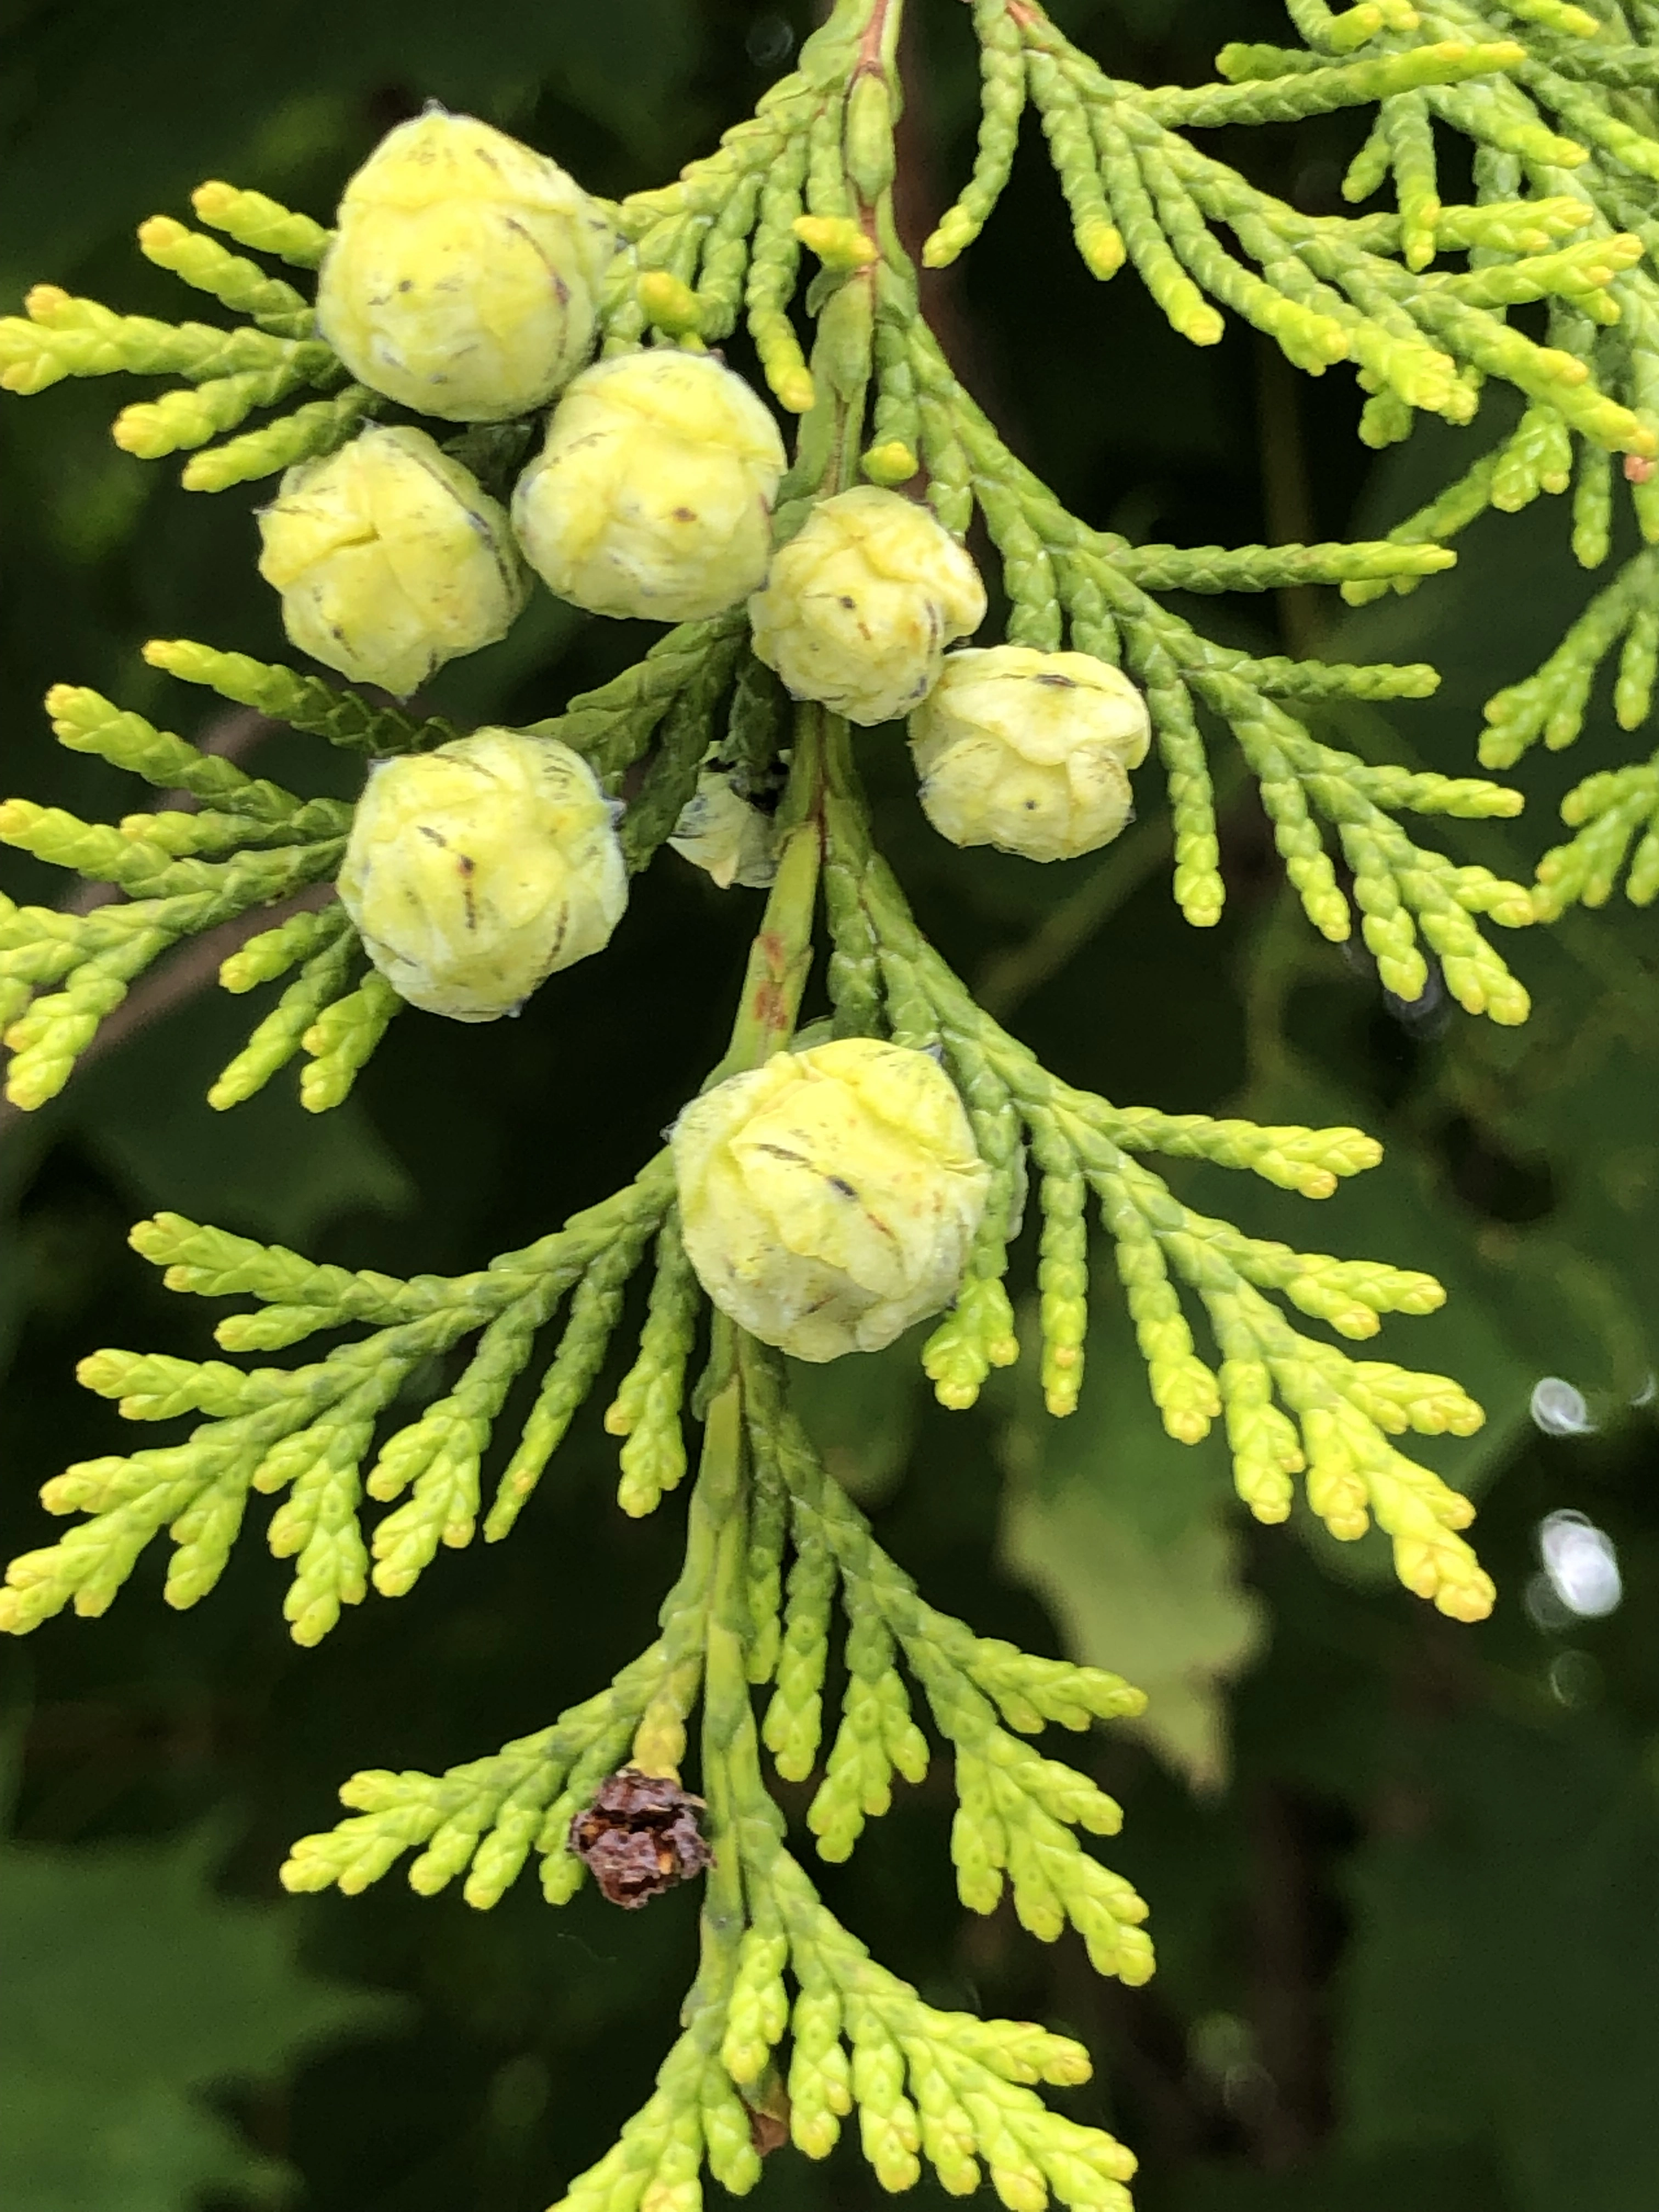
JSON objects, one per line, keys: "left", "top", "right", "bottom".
{"left": 3, "top": 1, "right": 1657, "bottom": 2207}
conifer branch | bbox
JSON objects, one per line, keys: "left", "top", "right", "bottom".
{"left": 1277, "top": 0, "right": 1659, "bottom": 907}
{"left": 907, "top": 325, "right": 1534, "bottom": 1003}
{"left": 3, "top": 3, "right": 1613, "bottom": 2199}
{"left": 822, "top": 736, "right": 1496, "bottom": 1623}
{"left": 282, "top": 1334, "right": 1150, "bottom": 2211}
{"left": 0, "top": 667, "right": 430, "bottom": 1111}
{"left": 0, "top": 1160, "right": 677, "bottom": 1641}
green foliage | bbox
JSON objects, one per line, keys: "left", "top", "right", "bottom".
{"left": 7, "top": 1, "right": 1659, "bottom": 2208}
{"left": 0, "top": 1804, "right": 391, "bottom": 2211}
{"left": 998, "top": 1323, "right": 1269, "bottom": 1795}
{"left": 0, "top": 1160, "right": 673, "bottom": 1643}
{"left": 1250, "top": 0, "right": 1659, "bottom": 916}
{"left": 281, "top": 1340, "right": 1153, "bottom": 2211}
{"left": 1339, "top": 1708, "right": 1659, "bottom": 2212}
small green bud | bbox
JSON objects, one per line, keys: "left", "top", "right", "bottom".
{"left": 861, "top": 438, "right": 919, "bottom": 487}
{"left": 909, "top": 647, "right": 1151, "bottom": 862}
{"left": 672, "top": 1037, "right": 990, "bottom": 1361}
{"left": 337, "top": 727, "right": 626, "bottom": 1021}
{"left": 1077, "top": 217, "right": 1126, "bottom": 279}
{"left": 668, "top": 764, "right": 781, "bottom": 889}
{"left": 636, "top": 270, "right": 702, "bottom": 335}
{"left": 257, "top": 425, "right": 528, "bottom": 697}
{"left": 793, "top": 216, "right": 878, "bottom": 270}
{"left": 512, "top": 351, "right": 786, "bottom": 621}
{"left": 748, "top": 487, "right": 985, "bottom": 725}
{"left": 315, "top": 109, "right": 615, "bottom": 421}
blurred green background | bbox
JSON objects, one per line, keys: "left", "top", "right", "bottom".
{"left": 3, "top": 2, "right": 1658, "bottom": 2208}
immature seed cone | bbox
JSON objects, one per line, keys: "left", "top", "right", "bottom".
{"left": 315, "top": 109, "right": 615, "bottom": 422}
{"left": 668, "top": 764, "right": 780, "bottom": 889}
{"left": 909, "top": 646, "right": 1152, "bottom": 862}
{"left": 257, "top": 425, "right": 528, "bottom": 697}
{"left": 337, "top": 727, "right": 626, "bottom": 1020}
{"left": 512, "top": 351, "right": 787, "bottom": 620}
{"left": 748, "top": 487, "right": 985, "bottom": 725}
{"left": 672, "top": 1038, "right": 990, "bottom": 1361}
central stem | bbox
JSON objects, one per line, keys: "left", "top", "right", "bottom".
{"left": 717, "top": 30, "right": 905, "bottom": 1081}
{"left": 715, "top": 702, "right": 827, "bottom": 1077}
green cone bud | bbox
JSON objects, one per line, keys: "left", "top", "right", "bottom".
{"left": 909, "top": 647, "right": 1152, "bottom": 862}
{"left": 257, "top": 425, "right": 529, "bottom": 697}
{"left": 672, "top": 1038, "right": 990, "bottom": 1362}
{"left": 315, "top": 109, "right": 615, "bottom": 422}
{"left": 668, "top": 765, "right": 781, "bottom": 889}
{"left": 512, "top": 350, "right": 787, "bottom": 620}
{"left": 337, "top": 727, "right": 626, "bottom": 1021}
{"left": 748, "top": 487, "right": 985, "bottom": 726}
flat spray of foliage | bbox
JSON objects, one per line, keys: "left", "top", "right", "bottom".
{"left": 3, "top": 0, "right": 1658, "bottom": 2205}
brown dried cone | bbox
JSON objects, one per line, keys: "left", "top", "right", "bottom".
{"left": 569, "top": 1768, "right": 714, "bottom": 1908}
{"left": 743, "top": 2072, "right": 792, "bottom": 2157}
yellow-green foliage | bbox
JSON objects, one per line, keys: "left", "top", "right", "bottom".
{"left": 13, "top": 0, "right": 1659, "bottom": 2204}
